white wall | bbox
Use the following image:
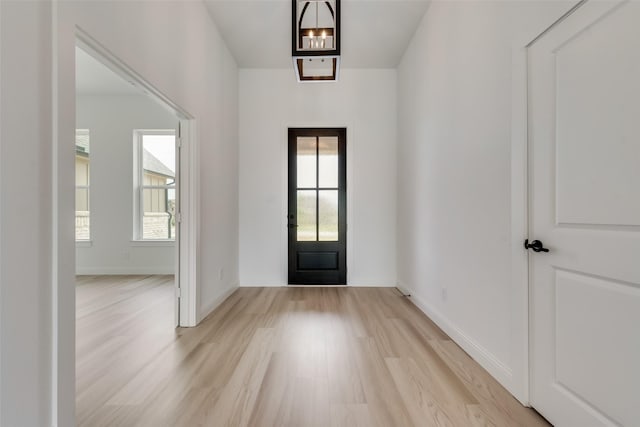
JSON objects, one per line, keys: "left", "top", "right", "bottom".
{"left": 239, "top": 69, "right": 396, "bottom": 286}
{"left": 396, "top": 0, "right": 573, "bottom": 402}
{"left": 1, "top": 1, "right": 239, "bottom": 425}
{"left": 76, "top": 94, "right": 177, "bottom": 275}
{"left": 1, "top": 2, "right": 53, "bottom": 425}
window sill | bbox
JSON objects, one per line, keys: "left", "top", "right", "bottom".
{"left": 130, "top": 240, "right": 175, "bottom": 247}
{"left": 76, "top": 240, "right": 93, "bottom": 248}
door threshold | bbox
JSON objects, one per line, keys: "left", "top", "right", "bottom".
{"left": 286, "top": 284, "right": 348, "bottom": 287}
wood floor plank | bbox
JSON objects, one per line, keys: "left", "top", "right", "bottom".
{"left": 290, "top": 377, "right": 331, "bottom": 427}
{"left": 428, "top": 338, "right": 550, "bottom": 427}
{"left": 353, "top": 337, "right": 414, "bottom": 427}
{"left": 464, "top": 404, "right": 499, "bottom": 427}
{"left": 247, "top": 352, "right": 296, "bottom": 427}
{"left": 388, "top": 318, "right": 479, "bottom": 407}
{"left": 330, "top": 403, "right": 373, "bottom": 427}
{"left": 326, "top": 332, "right": 367, "bottom": 405}
{"left": 76, "top": 277, "right": 549, "bottom": 427}
{"left": 202, "top": 328, "right": 275, "bottom": 427}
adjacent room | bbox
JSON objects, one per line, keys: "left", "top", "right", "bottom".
{"left": 1, "top": 1, "right": 638, "bottom": 426}
{"left": 74, "top": 47, "right": 182, "bottom": 421}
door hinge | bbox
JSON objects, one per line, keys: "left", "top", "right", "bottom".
{"left": 175, "top": 213, "right": 182, "bottom": 223}
{"left": 175, "top": 287, "right": 182, "bottom": 298}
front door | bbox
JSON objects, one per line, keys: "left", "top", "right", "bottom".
{"left": 288, "top": 128, "right": 346, "bottom": 284}
{"left": 528, "top": 1, "right": 640, "bottom": 425}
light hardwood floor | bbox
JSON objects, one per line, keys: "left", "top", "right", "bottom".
{"left": 76, "top": 276, "right": 549, "bottom": 427}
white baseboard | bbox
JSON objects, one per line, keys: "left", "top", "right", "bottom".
{"left": 347, "top": 282, "right": 394, "bottom": 287}
{"left": 398, "top": 282, "right": 515, "bottom": 394}
{"left": 239, "top": 283, "right": 282, "bottom": 287}
{"left": 197, "top": 283, "right": 239, "bottom": 324}
{"left": 396, "top": 283, "right": 413, "bottom": 296}
{"left": 76, "top": 266, "right": 174, "bottom": 275}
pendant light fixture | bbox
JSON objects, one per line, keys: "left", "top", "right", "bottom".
{"left": 292, "top": 0, "right": 340, "bottom": 82}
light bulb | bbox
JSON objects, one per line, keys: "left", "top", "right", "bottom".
{"left": 322, "top": 31, "right": 326, "bottom": 39}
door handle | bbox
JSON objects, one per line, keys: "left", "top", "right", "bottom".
{"left": 287, "top": 214, "right": 297, "bottom": 228}
{"left": 524, "top": 239, "right": 549, "bottom": 253}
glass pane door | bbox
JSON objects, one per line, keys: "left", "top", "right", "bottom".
{"left": 288, "top": 128, "right": 346, "bottom": 285}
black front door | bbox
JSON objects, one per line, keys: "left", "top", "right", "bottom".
{"left": 288, "top": 128, "right": 346, "bottom": 284}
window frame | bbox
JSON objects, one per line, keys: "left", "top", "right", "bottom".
{"left": 75, "top": 129, "right": 91, "bottom": 242}
{"left": 133, "top": 129, "right": 177, "bottom": 242}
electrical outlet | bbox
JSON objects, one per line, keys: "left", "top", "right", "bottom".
{"left": 219, "top": 268, "right": 224, "bottom": 281}
{"left": 441, "top": 288, "right": 448, "bottom": 301}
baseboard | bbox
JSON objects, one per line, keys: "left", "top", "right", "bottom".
{"left": 197, "top": 283, "right": 238, "bottom": 323}
{"left": 399, "top": 282, "right": 515, "bottom": 393}
{"left": 347, "top": 282, "right": 395, "bottom": 287}
{"left": 239, "top": 283, "right": 282, "bottom": 287}
{"left": 396, "top": 283, "right": 413, "bottom": 296}
{"left": 76, "top": 266, "right": 174, "bottom": 275}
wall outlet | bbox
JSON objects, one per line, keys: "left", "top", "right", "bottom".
{"left": 441, "top": 288, "right": 448, "bottom": 301}
{"left": 219, "top": 268, "right": 224, "bottom": 281}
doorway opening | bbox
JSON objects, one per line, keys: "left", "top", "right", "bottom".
{"left": 287, "top": 128, "right": 347, "bottom": 284}
{"left": 74, "top": 43, "right": 182, "bottom": 326}
{"left": 73, "top": 28, "right": 198, "bottom": 330}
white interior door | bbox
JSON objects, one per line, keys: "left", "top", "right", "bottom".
{"left": 528, "top": 1, "right": 640, "bottom": 425}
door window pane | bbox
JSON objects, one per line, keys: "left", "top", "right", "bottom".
{"left": 297, "top": 137, "right": 317, "bottom": 188}
{"left": 297, "top": 190, "right": 317, "bottom": 241}
{"left": 318, "top": 137, "right": 338, "bottom": 188}
{"left": 319, "top": 190, "right": 338, "bottom": 241}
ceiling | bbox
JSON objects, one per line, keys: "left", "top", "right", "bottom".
{"left": 204, "top": 0, "right": 431, "bottom": 68}
{"left": 75, "top": 1, "right": 431, "bottom": 94}
{"left": 76, "top": 47, "right": 140, "bottom": 96}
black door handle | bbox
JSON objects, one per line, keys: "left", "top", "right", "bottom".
{"left": 287, "top": 214, "right": 298, "bottom": 228}
{"left": 524, "top": 239, "right": 549, "bottom": 253}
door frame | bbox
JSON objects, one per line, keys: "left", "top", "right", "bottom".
{"left": 280, "top": 123, "right": 353, "bottom": 286}
{"left": 287, "top": 127, "right": 347, "bottom": 285}
{"left": 509, "top": 0, "right": 586, "bottom": 406}
{"left": 74, "top": 30, "right": 199, "bottom": 327}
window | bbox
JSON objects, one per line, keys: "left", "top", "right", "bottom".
{"left": 76, "top": 129, "right": 90, "bottom": 241}
{"left": 134, "top": 130, "right": 176, "bottom": 240}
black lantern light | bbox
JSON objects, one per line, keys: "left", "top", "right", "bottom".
{"left": 292, "top": 0, "right": 341, "bottom": 82}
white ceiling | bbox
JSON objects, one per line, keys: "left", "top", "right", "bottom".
{"left": 204, "top": 0, "right": 431, "bottom": 68}
{"left": 75, "top": 1, "right": 431, "bottom": 94}
{"left": 76, "top": 47, "right": 140, "bottom": 96}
